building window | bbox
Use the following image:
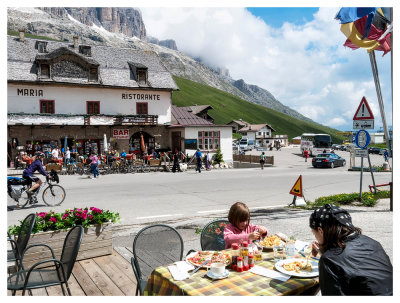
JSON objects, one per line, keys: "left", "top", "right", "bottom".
{"left": 40, "top": 100, "right": 55, "bottom": 114}
{"left": 87, "top": 101, "right": 100, "bottom": 114}
{"left": 40, "top": 64, "right": 50, "bottom": 78}
{"left": 37, "top": 41, "right": 47, "bottom": 53}
{"left": 79, "top": 45, "right": 92, "bottom": 56}
{"left": 198, "top": 131, "right": 220, "bottom": 151}
{"left": 137, "top": 69, "right": 147, "bottom": 85}
{"left": 136, "top": 102, "right": 148, "bottom": 115}
{"left": 89, "top": 68, "right": 98, "bottom": 82}
{"left": 242, "top": 132, "right": 247, "bottom": 136}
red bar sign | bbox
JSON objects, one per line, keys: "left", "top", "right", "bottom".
{"left": 113, "top": 129, "right": 129, "bottom": 139}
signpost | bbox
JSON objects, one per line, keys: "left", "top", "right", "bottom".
{"left": 352, "top": 98, "right": 376, "bottom": 198}
{"left": 288, "top": 175, "right": 306, "bottom": 206}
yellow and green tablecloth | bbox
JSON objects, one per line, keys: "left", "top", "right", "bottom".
{"left": 144, "top": 252, "right": 319, "bottom": 296}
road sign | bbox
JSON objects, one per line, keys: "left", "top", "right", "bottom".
{"left": 355, "top": 148, "right": 368, "bottom": 157}
{"left": 355, "top": 130, "right": 371, "bottom": 149}
{"left": 289, "top": 175, "right": 303, "bottom": 197}
{"left": 353, "top": 97, "right": 374, "bottom": 120}
{"left": 353, "top": 119, "right": 374, "bottom": 129}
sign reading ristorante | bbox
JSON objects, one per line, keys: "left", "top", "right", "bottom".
{"left": 122, "top": 93, "right": 161, "bottom": 100}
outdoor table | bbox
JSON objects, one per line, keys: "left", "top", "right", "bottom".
{"left": 144, "top": 251, "right": 319, "bottom": 296}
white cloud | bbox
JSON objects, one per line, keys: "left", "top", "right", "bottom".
{"left": 140, "top": 7, "right": 392, "bottom": 131}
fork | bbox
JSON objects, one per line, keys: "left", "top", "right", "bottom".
{"left": 190, "top": 259, "right": 210, "bottom": 276}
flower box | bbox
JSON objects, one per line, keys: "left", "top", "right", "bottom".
{"left": 21, "top": 223, "right": 113, "bottom": 268}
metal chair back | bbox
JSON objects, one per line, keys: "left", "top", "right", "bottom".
{"left": 11, "top": 213, "right": 36, "bottom": 261}
{"left": 132, "top": 224, "right": 184, "bottom": 295}
{"left": 200, "top": 219, "right": 229, "bottom": 251}
{"left": 60, "top": 225, "right": 84, "bottom": 280}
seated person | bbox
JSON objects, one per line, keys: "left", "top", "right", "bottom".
{"left": 120, "top": 149, "right": 127, "bottom": 158}
{"left": 224, "top": 202, "right": 268, "bottom": 249}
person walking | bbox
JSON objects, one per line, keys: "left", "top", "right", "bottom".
{"left": 64, "top": 147, "right": 71, "bottom": 167}
{"left": 303, "top": 149, "right": 309, "bottom": 162}
{"left": 383, "top": 149, "right": 389, "bottom": 162}
{"left": 89, "top": 152, "right": 99, "bottom": 179}
{"left": 195, "top": 148, "right": 202, "bottom": 173}
{"left": 205, "top": 151, "right": 211, "bottom": 170}
{"left": 51, "top": 146, "right": 59, "bottom": 160}
{"left": 260, "top": 152, "right": 266, "bottom": 169}
{"left": 172, "top": 148, "right": 182, "bottom": 173}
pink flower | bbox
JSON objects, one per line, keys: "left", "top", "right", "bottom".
{"left": 62, "top": 213, "right": 69, "bottom": 220}
{"left": 81, "top": 213, "right": 87, "bottom": 220}
{"left": 37, "top": 212, "right": 47, "bottom": 218}
{"left": 215, "top": 228, "right": 221, "bottom": 235}
{"left": 88, "top": 214, "right": 93, "bottom": 220}
{"left": 50, "top": 217, "right": 57, "bottom": 223}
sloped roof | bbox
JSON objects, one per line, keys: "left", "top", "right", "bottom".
{"left": 239, "top": 123, "right": 276, "bottom": 132}
{"left": 171, "top": 106, "right": 213, "bottom": 126}
{"left": 7, "top": 35, "right": 178, "bottom": 90}
{"left": 181, "top": 105, "right": 213, "bottom": 114}
{"left": 227, "top": 120, "right": 249, "bottom": 127}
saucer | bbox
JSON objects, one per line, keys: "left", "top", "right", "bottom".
{"left": 206, "top": 270, "right": 230, "bottom": 280}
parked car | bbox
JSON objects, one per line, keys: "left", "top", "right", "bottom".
{"left": 312, "top": 153, "right": 346, "bottom": 168}
{"left": 368, "top": 147, "right": 381, "bottom": 154}
{"left": 331, "top": 144, "right": 340, "bottom": 150}
{"left": 379, "top": 148, "right": 390, "bottom": 156}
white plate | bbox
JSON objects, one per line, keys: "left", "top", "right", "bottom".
{"left": 275, "top": 258, "right": 319, "bottom": 278}
{"left": 206, "top": 269, "right": 230, "bottom": 280}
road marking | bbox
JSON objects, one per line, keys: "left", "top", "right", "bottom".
{"left": 136, "top": 214, "right": 184, "bottom": 219}
{"left": 197, "top": 209, "right": 229, "bottom": 214}
{"left": 249, "top": 205, "right": 287, "bottom": 210}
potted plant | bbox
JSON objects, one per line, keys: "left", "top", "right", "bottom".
{"left": 8, "top": 207, "right": 120, "bottom": 267}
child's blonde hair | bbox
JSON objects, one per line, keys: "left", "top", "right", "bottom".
{"left": 228, "top": 202, "right": 250, "bottom": 228}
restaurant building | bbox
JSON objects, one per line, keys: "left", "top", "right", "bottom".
{"left": 7, "top": 32, "right": 233, "bottom": 163}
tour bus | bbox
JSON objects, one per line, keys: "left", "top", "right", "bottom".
{"left": 300, "top": 133, "right": 332, "bottom": 156}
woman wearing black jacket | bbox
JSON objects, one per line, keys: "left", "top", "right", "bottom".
{"left": 309, "top": 204, "right": 392, "bottom": 295}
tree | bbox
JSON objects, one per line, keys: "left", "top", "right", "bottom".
{"left": 213, "top": 148, "right": 224, "bottom": 165}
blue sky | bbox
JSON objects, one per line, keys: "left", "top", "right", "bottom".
{"left": 141, "top": 7, "right": 393, "bottom": 132}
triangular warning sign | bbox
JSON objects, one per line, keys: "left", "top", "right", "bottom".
{"left": 353, "top": 97, "right": 374, "bottom": 120}
{"left": 289, "top": 175, "right": 303, "bottom": 197}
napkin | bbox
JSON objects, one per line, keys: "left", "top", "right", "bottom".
{"left": 168, "top": 265, "right": 190, "bottom": 281}
{"left": 294, "top": 240, "right": 309, "bottom": 253}
{"left": 175, "top": 261, "right": 195, "bottom": 273}
{"left": 249, "top": 265, "right": 291, "bottom": 282}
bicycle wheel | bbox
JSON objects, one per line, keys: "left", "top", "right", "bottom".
{"left": 18, "top": 189, "right": 31, "bottom": 208}
{"left": 42, "top": 185, "right": 66, "bottom": 206}
{"left": 142, "top": 164, "right": 150, "bottom": 173}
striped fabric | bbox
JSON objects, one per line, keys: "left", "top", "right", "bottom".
{"left": 144, "top": 251, "right": 319, "bottom": 296}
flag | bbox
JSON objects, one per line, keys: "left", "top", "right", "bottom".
{"left": 336, "top": 8, "right": 391, "bottom": 55}
{"left": 335, "top": 7, "right": 378, "bottom": 38}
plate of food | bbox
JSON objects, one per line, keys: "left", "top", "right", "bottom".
{"left": 275, "top": 258, "right": 319, "bottom": 278}
{"left": 257, "top": 235, "right": 285, "bottom": 250}
{"left": 186, "top": 251, "right": 232, "bottom": 268}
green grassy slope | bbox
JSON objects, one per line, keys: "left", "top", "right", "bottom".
{"left": 172, "top": 76, "right": 344, "bottom": 143}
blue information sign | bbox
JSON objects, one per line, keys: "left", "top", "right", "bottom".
{"left": 355, "top": 130, "right": 371, "bottom": 149}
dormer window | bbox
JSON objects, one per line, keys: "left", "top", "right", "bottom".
{"left": 88, "top": 67, "right": 98, "bottom": 82}
{"left": 36, "top": 41, "right": 48, "bottom": 53}
{"left": 40, "top": 64, "right": 50, "bottom": 78}
{"left": 137, "top": 68, "right": 147, "bottom": 85}
{"left": 79, "top": 45, "right": 92, "bottom": 56}
{"left": 128, "top": 62, "right": 148, "bottom": 85}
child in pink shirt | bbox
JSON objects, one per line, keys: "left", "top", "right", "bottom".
{"left": 224, "top": 202, "right": 268, "bottom": 249}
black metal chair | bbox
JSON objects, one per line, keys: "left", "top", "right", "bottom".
{"left": 7, "top": 225, "right": 84, "bottom": 296}
{"left": 7, "top": 213, "right": 36, "bottom": 271}
{"left": 200, "top": 219, "right": 229, "bottom": 251}
{"left": 131, "top": 224, "right": 184, "bottom": 295}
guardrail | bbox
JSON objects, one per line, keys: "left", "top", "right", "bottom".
{"left": 233, "top": 154, "right": 274, "bottom": 165}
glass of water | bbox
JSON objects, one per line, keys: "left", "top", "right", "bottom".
{"left": 273, "top": 243, "right": 286, "bottom": 262}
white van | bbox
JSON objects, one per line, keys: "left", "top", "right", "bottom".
{"left": 239, "top": 138, "right": 250, "bottom": 150}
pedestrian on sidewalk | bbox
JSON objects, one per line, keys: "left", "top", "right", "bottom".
{"left": 195, "top": 148, "right": 202, "bottom": 173}
{"left": 205, "top": 151, "right": 211, "bottom": 170}
{"left": 64, "top": 147, "right": 71, "bottom": 167}
{"left": 172, "top": 148, "right": 182, "bottom": 173}
{"left": 89, "top": 152, "right": 99, "bottom": 179}
{"left": 309, "top": 204, "right": 392, "bottom": 295}
{"left": 303, "top": 149, "right": 309, "bottom": 162}
{"left": 260, "top": 152, "right": 266, "bottom": 169}
{"left": 383, "top": 149, "right": 389, "bottom": 162}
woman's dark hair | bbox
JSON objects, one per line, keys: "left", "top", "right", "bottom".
{"left": 319, "top": 223, "right": 362, "bottom": 253}
{"left": 310, "top": 204, "right": 362, "bottom": 253}
{"left": 228, "top": 202, "right": 250, "bottom": 229}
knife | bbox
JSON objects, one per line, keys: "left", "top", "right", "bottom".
{"left": 190, "top": 259, "right": 210, "bottom": 275}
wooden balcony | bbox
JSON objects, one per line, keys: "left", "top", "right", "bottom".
{"left": 113, "top": 115, "right": 158, "bottom": 126}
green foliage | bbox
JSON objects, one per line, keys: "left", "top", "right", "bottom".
{"left": 172, "top": 76, "right": 345, "bottom": 143}
{"left": 7, "top": 30, "right": 61, "bottom": 41}
{"left": 303, "top": 190, "right": 390, "bottom": 209}
{"left": 232, "top": 133, "right": 242, "bottom": 140}
{"left": 213, "top": 148, "right": 224, "bottom": 164}
{"left": 8, "top": 207, "right": 120, "bottom": 235}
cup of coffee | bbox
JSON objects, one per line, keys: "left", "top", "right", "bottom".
{"left": 208, "top": 262, "right": 225, "bottom": 276}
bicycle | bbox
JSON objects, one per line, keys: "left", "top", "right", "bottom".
{"left": 7, "top": 170, "right": 66, "bottom": 209}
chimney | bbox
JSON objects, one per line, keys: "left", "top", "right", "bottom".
{"left": 19, "top": 28, "right": 25, "bottom": 42}
{"left": 73, "top": 35, "right": 79, "bottom": 48}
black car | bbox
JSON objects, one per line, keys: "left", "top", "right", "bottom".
{"left": 312, "top": 153, "right": 346, "bottom": 168}
{"left": 368, "top": 147, "right": 381, "bottom": 154}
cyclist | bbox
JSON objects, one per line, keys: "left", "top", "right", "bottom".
{"left": 21, "top": 152, "right": 50, "bottom": 206}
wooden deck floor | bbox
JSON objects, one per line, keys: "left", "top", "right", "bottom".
{"left": 8, "top": 249, "right": 138, "bottom": 296}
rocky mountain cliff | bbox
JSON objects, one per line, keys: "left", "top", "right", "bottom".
{"left": 7, "top": 7, "right": 312, "bottom": 123}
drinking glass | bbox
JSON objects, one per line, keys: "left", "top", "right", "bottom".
{"left": 273, "top": 244, "right": 286, "bottom": 262}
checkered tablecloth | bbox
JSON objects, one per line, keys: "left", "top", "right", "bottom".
{"left": 144, "top": 252, "right": 319, "bottom": 296}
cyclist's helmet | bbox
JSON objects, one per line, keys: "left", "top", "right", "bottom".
{"left": 34, "top": 152, "right": 45, "bottom": 158}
